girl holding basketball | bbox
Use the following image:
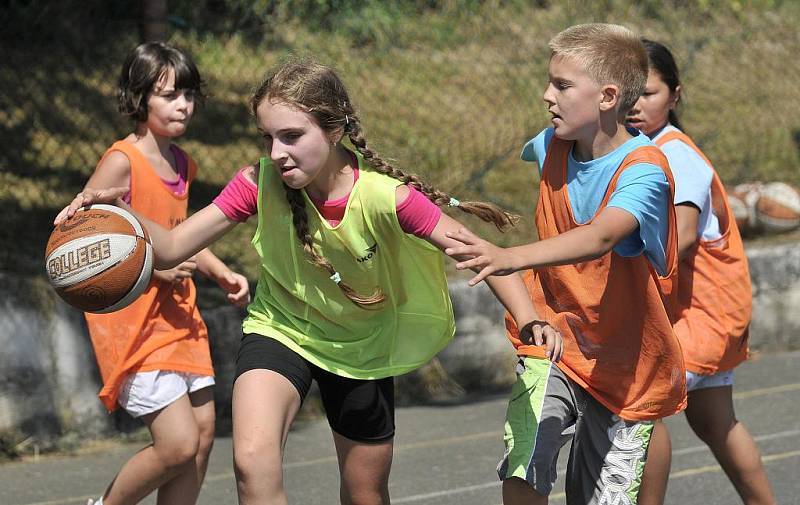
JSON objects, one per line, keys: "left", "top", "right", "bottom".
{"left": 628, "top": 40, "right": 775, "bottom": 504}
{"left": 73, "top": 42, "right": 249, "bottom": 505}
{"left": 57, "top": 59, "right": 563, "bottom": 505}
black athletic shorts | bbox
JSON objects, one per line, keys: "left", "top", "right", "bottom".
{"left": 235, "top": 333, "right": 395, "bottom": 443}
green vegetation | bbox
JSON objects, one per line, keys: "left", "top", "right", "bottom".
{"left": 2, "top": 0, "right": 799, "bottom": 299}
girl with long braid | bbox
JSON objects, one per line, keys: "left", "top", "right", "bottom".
{"left": 56, "top": 59, "right": 563, "bottom": 505}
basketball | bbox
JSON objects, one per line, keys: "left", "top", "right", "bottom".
{"left": 755, "top": 182, "right": 800, "bottom": 233}
{"left": 45, "top": 204, "right": 154, "bottom": 313}
{"left": 730, "top": 182, "right": 763, "bottom": 232}
{"left": 726, "top": 191, "right": 750, "bottom": 231}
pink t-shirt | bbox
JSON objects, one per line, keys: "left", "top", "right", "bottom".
{"left": 212, "top": 166, "right": 442, "bottom": 238}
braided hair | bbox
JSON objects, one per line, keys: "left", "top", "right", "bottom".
{"left": 251, "top": 60, "right": 517, "bottom": 308}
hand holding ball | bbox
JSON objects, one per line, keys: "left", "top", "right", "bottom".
{"left": 45, "top": 204, "right": 153, "bottom": 313}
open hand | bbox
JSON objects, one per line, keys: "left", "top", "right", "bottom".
{"left": 53, "top": 187, "right": 129, "bottom": 225}
{"left": 519, "top": 320, "right": 563, "bottom": 362}
{"left": 444, "top": 228, "right": 521, "bottom": 286}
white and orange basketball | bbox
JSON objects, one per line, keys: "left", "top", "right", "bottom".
{"left": 45, "top": 204, "right": 153, "bottom": 313}
{"left": 726, "top": 191, "right": 750, "bottom": 232}
{"left": 755, "top": 182, "right": 800, "bottom": 233}
{"left": 730, "top": 182, "right": 763, "bottom": 232}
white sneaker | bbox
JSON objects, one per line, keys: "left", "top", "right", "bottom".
{"left": 87, "top": 501, "right": 94, "bottom": 505}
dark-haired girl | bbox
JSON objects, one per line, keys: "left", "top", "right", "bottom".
{"left": 78, "top": 42, "right": 250, "bottom": 505}
{"left": 630, "top": 40, "right": 775, "bottom": 505}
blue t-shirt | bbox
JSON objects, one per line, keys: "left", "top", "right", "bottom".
{"left": 520, "top": 128, "right": 671, "bottom": 275}
{"left": 653, "top": 124, "right": 721, "bottom": 241}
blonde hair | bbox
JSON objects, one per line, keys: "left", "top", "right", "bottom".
{"left": 251, "top": 60, "right": 518, "bottom": 309}
{"left": 549, "top": 23, "right": 648, "bottom": 113}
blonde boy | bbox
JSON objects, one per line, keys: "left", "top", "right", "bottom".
{"left": 446, "top": 24, "right": 687, "bottom": 504}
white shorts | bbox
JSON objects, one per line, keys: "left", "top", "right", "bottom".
{"left": 685, "top": 369, "right": 734, "bottom": 393}
{"left": 118, "top": 370, "right": 215, "bottom": 417}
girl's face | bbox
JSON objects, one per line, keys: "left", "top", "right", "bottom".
{"left": 626, "top": 69, "right": 679, "bottom": 136}
{"left": 255, "top": 100, "right": 337, "bottom": 190}
{"left": 541, "top": 55, "right": 605, "bottom": 142}
{"left": 145, "top": 67, "right": 196, "bottom": 138}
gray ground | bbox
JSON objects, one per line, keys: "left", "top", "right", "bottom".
{"left": 3, "top": 350, "right": 799, "bottom": 505}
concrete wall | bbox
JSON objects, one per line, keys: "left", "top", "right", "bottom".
{"left": 745, "top": 242, "right": 800, "bottom": 351}
{"left": 1, "top": 241, "right": 798, "bottom": 441}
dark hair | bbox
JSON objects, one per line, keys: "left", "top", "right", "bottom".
{"left": 642, "top": 39, "right": 683, "bottom": 130}
{"left": 251, "top": 60, "right": 518, "bottom": 309}
{"left": 117, "top": 42, "right": 206, "bottom": 122}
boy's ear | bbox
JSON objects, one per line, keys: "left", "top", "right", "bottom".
{"left": 599, "top": 84, "right": 620, "bottom": 112}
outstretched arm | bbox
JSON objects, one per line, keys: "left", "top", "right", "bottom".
{"left": 444, "top": 206, "right": 639, "bottom": 286}
{"left": 54, "top": 187, "right": 239, "bottom": 270}
{"left": 425, "top": 210, "right": 562, "bottom": 361}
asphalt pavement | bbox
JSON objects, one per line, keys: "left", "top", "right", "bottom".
{"left": 3, "top": 350, "right": 799, "bottom": 505}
